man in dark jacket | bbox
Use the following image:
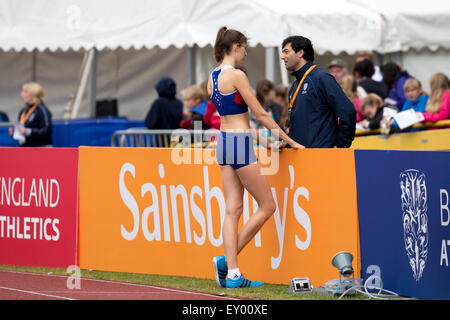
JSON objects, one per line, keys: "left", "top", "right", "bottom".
{"left": 145, "top": 77, "right": 183, "bottom": 129}
{"left": 281, "top": 36, "right": 356, "bottom": 148}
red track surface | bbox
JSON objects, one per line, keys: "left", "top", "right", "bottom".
{"left": 0, "top": 270, "right": 237, "bottom": 300}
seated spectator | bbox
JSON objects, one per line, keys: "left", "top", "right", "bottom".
{"left": 145, "top": 76, "right": 183, "bottom": 129}
{"left": 328, "top": 58, "right": 349, "bottom": 85}
{"left": 387, "top": 78, "right": 429, "bottom": 130}
{"left": 358, "top": 93, "right": 397, "bottom": 130}
{"left": 179, "top": 84, "right": 210, "bottom": 130}
{"left": 354, "top": 59, "right": 389, "bottom": 100}
{"left": 401, "top": 78, "right": 428, "bottom": 113}
{"left": 341, "top": 75, "right": 364, "bottom": 122}
{"left": 381, "top": 62, "right": 413, "bottom": 109}
{"left": 8, "top": 82, "right": 52, "bottom": 147}
{"left": 420, "top": 72, "right": 450, "bottom": 123}
{"left": 355, "top": 50, "right": 383, "bottom": 82}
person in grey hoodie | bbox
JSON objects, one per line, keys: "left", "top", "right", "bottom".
{"left": 145, "top": 77, "right": 183, "bottom": 129}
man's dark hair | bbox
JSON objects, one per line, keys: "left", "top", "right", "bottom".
{"left": 282, "top": 36, "right": 315, "bottom": 62}
{"left": 381, "top": 62, "right": 402, "bottom": 88}
{"left": 353, "top": 59, "right": 375, "bottom": 78}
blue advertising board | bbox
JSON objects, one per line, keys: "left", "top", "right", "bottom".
{"left": 0, "top": 118, "right": 145, "bottom": 147}
{"left": 355, "top": 150, "right": 450, "bottom": 299}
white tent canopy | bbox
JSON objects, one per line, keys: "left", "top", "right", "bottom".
{"left": 349, "top": 0, "right": 450, "bottom": 52}
{"left": 0, "top": 0, "right": 288, "bottom": 51}
{"left": 2, "top": 0, "right": 449, "bottom": 53}
{"left": 252, "top": 0, "right": 384, "bottom": 55}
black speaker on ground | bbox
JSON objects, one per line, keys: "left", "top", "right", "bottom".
{"left": 95, "top": 99, "right": 118, "bottom": 118}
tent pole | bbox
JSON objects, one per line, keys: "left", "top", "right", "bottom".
{"left": 188, "top": 45, "right": 196, "bottom": 85}
{"left": 31, "top": 49, "right": 37, "bottom": 82}
{"left": 87, "top": 47, "right": 98, "bottom": 118}
{"left": 265, "top": 47, "right": 275, "bottom": 82}
{"left": 278, "top": 46, "right": 289, "bottom": 86}
{"left": 71, "top": 48, "right": 95, "bottom": 119}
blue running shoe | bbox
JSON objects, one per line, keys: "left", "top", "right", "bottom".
{"left": 226, "top": 274, "right": 264, "bottom": 288}
{"left": 212, "top": 255, "right": 227, "bottom": 288}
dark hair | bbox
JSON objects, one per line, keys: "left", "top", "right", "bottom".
{"left": 381, "top": 62, "right": 402, "bottom": 88}
{"left": 281, "top": 36, "right": 315, "bottom": 62}
{"left": 353, "top": 59, "right": 375, "bottom": 78}
{"left": 213, "top": 26, "right": 248, "bottom": 63}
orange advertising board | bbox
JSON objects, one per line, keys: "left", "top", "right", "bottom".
{"left": 78, "top": 146, "right": 359, "bottom": 286}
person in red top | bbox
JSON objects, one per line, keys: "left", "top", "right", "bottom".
{"left": 341, "top": 75, "right": 364, "bottom": 122}
{"left": 420, "top": 73, "right": 450, "bottom": 123}
{"left": 203, "top": 100, "right": 221, "bottom": 129}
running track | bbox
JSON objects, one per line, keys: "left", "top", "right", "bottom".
{"left": 0, "top": 270, "right": 238, "bottom": 300}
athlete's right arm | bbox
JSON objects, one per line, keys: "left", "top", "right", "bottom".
{"left": 233, "top": 70, "right": 304, "bottom": 149}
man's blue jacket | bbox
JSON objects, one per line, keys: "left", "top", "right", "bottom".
{"left": 288, "top": 61, "right": 356, "bottom": 148}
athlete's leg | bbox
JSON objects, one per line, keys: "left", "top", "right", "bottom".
{"left": 235, "top": 162, "right": 276, "bottom": 254}
{"left": 220, "top": 164, "right": 244, "bottom": 270}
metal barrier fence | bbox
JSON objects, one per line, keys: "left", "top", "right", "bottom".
{"left": 355, "top": 119, "right": 450, "bottom": 136}
{"left": 110, "top": 128, "right": 221, "bottom": 148}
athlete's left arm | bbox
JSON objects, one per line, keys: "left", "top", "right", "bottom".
{"left": 233, "top": 70, "right": 304, "bottom": 149}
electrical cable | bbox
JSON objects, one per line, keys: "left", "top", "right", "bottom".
{"left": 336, "top": 274, "right": 415, "bottom": 300}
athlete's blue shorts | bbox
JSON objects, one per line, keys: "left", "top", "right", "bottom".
{"left": 215, "top": 131, "right": 257, "bottom": 170}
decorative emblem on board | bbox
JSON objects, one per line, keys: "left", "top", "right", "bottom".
{"left": 400, "top": 169, "right": 429, "bottom": 281}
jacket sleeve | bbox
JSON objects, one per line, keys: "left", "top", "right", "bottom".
{"left": 27, "top": 106, "right": 52, "bottom": 140}
{"left": 319, "top": 73, "right": 356, "bottom": 148}
{"left": 368, "top": 109, "right": 384, "bottom": 129}
{"left": 422, "top": 90, "right": 450, "bottom": 122}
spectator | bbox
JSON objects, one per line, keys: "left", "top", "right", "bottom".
{"left": 9, "top": 82, "right": 52, "bottom": 147}
{"left": 273, "top": 84, "right": 289, "bottom": 129}
{"left": 328, "top": 58, "right": 349, "bottom": 84}
{"left": 355, "top": 50, "right": 383, "bottom": 82}
{"left": 253, "top": 79, "right": 282, "bottom": 129}
{"left": 359, "top": 93, "right": 395, "bottom": 130}
{"left": 340, "top": 74, "right": 364, "bottom": 123}
{"left": 381, "top": 62, "right": 413, "bottom": 109}
{"left": 387, "top": 78, "right": 429, "bottom": 130}
{"left": 260, "top": 81, "right": 284, "bottom": 127}
{"left": 203, "top": 101, "right": 221, "bottom": 130}
{"left": 145, "top": 76, "right": 183, "bottom": 129}
{"left": 401, "top": 78, "right": 428, "bottom": 113}
{"left": 354, "top": 59, "right": 389, "bottom": 99}
{"left": 179, "top": 84, "right": 210, "bottom": 130}
{"left": 420, "top": 72, "right": 450, "bottom": 123}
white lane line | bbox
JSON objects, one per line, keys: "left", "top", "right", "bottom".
{"left": 0, "top": 285, "right": 76, "bottom": 300}
{"left": 0, "top": 270, "right": 237, "bottom": 300}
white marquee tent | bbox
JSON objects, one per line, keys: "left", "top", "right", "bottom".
{"left": 0, "top": 0, "right": 449, "bottom": 120}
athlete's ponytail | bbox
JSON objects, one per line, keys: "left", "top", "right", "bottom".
{"left": 213, "top": 26, "right": 248, "bottom": 63}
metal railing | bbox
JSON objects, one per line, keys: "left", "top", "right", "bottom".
{"left": 355, "top": 119, "right": 450, "bottom": 136}
{"left": 111, "top": 128, "right": 221, "bottom": 148}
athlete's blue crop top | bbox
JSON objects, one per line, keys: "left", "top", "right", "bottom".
{"left": 210, "top": 65, "right": 248, "bottom": 116}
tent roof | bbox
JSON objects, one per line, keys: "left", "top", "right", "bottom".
{"left": 1, "top": 0, "right": 449, "bottom": 53}
{"left": 252, "top": 0, "right": 384, "bottom": 54}
{"left": 0, "top": 0, "right": 287, "bottom": 51}
{"left": 350, "top": 0, "right": 450, "bottom": 52}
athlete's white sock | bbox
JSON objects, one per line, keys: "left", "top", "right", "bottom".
{"left": 227, "top": 268, "right": 241, "bottom": 280}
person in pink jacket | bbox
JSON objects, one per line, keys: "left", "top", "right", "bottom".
{"left": 421, "top": 73, "right": 450, "bottom": 122}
